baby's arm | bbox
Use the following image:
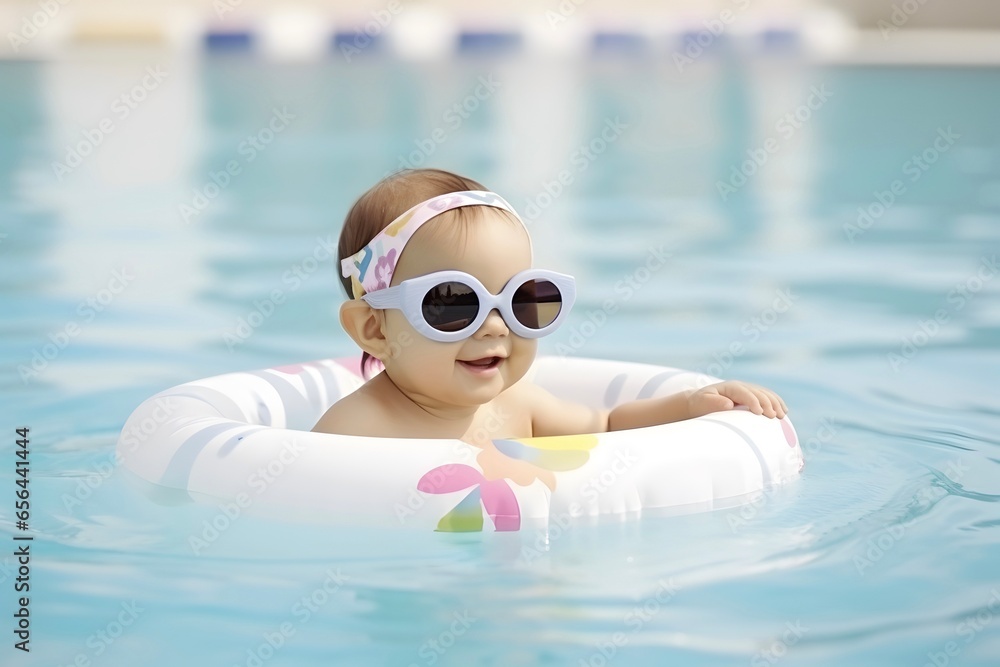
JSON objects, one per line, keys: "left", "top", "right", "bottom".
{"left": 606, "top": 381, "right": 786, "bottom": 430}
{"left": 514, "top": 381, "right": 610, "bottom": 437}
{"left": 524, "top": 380, "right": 787, "bottom": 436}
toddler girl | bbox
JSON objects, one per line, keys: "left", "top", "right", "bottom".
{"left": 312, "top": 168, "right": 787, "bottom": 457}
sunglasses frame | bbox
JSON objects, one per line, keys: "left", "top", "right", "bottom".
{"left": 361, "top": 269, "right": 577, "bottom": 342}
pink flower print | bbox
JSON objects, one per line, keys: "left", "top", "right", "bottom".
{"left": 373, "top": 249, "right": 398, "bottom": 291}
{"left": 417, "top": 464, "right": 520, "bottom": 532}
{"left": 781, "top": 416, "right": 798, "bottom": 448}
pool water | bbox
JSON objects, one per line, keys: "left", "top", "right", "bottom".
{"left": 2, "top": 53, "right": 999, "bottom": 666}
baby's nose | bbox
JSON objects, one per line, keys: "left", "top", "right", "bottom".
{"left": 475, "top": 309, "right": 509, "bottom": 337}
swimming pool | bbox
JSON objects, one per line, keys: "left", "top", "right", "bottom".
{"left": 2, "top": 53, "right": 999, "bottom": 666}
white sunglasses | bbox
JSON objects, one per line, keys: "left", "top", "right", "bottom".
{"left": 361, "top": 269, "right": 577, "bottom": 342}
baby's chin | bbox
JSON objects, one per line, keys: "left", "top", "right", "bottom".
{"left": 391, "top": 353, "right": 532, "bottom": 406}
{"left": 447, "top": 368, "right": 509, "bottom": 405}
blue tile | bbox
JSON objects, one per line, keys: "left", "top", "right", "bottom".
{"left": 205, "top": 31, "right": 254, "bottom": 52}
{"left": 592, "top": 32, "right": 648, "bottom": 55}
{"left": 333, "top": 31, "right": 385, "bottom": 55}
{"left": 457, "top": 31, "right": 522, "bottom": 53}
{"left": 761, "top": 29, "right": 799, "bottom": 50}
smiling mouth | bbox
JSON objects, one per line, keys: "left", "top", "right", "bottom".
{"left": 457, "top": 356, "right": 504, "bottom": 372}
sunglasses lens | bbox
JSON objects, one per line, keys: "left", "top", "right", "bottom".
{"left": 512, "top": 279, "right": 562, "bottom": 330}
{"left": 421, "top": 281, "right": 480, "bottom": 333}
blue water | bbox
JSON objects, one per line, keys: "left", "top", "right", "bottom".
{"left": 2, "top": 53, "right": 1000, "bottom": 666}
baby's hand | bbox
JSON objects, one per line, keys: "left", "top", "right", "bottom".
{"left": 686, "top": 381, "right": 787, "bottom": 420}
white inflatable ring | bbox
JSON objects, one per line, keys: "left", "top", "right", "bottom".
{"left": 116, "top": 356, "right": 804, "bottom": 532}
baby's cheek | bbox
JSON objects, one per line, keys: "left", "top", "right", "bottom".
{"left": 507, "top": 338, "right": 537, "bottom": 382}
{"left": 383, "top": 311, "right": 416, "bottom": 345}
{"left": 412, "top": 345, "right": 451, "bottom": 377}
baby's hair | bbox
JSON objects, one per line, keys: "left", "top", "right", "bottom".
{"left": 337, "top": 168, "right": 521, "bottom": 377}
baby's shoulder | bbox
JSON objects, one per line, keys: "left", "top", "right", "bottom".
{"left": 310, "top": 383, "right": 388, "bottom": 436}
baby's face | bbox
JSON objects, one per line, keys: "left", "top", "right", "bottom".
{"left": 379, "top": 208, "right": 537, "bottom": 409}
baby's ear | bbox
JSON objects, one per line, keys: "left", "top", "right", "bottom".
{"left": 340, "top": 300, "right": 390, "bottom": 359}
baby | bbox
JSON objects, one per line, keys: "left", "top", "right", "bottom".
{"left": 312, "top": 168, "right": 787, "bottom": 451}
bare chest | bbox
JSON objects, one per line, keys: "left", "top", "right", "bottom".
{"left": 460, "top": 395, "right": 533, "bottom": 446}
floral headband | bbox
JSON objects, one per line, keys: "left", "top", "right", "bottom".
{"left": 340, "top": 190, "right": 531, "bottom": 298}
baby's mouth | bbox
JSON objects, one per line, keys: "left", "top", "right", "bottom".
{"left": 457, "top": 356, "right": 504, "bottom": 372}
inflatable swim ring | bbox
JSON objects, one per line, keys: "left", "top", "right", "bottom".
{"left": 116, "top": 356, "right": 804, "bottom": 532}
